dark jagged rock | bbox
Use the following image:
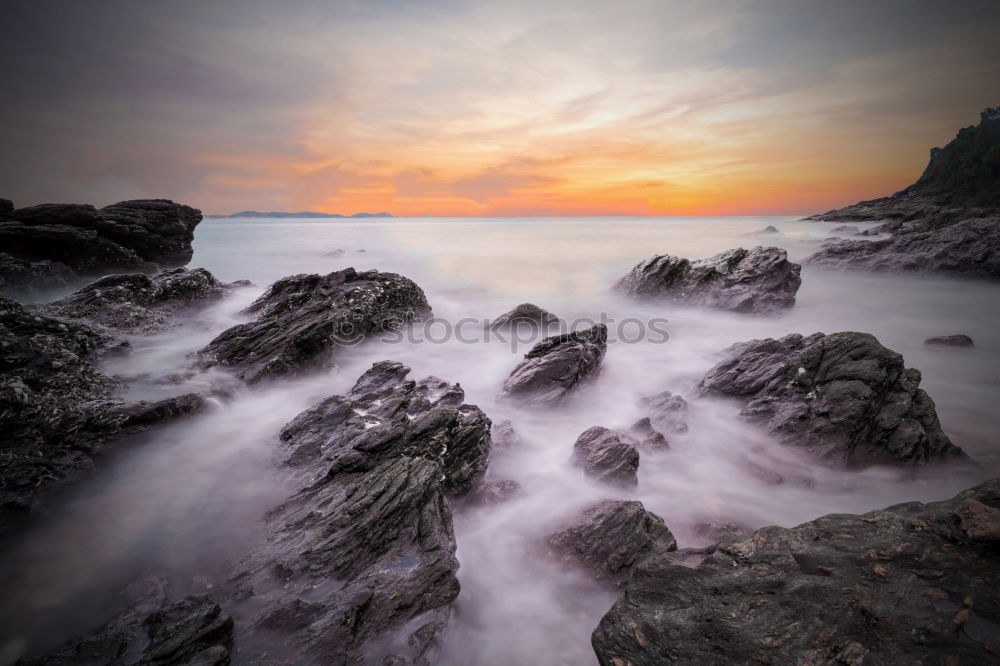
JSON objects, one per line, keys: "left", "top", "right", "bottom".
{"left": 42, "top": 268, "right": 235, "bottom": 333}
{"left": 742, "top": 225, "right": 781, "bottom": 236}
{"left": 0, "top": 198, "right": 203, "bottom": 298}
{"left": 277, "top": 361, "right": 491, "bottom": 495}
{"left": 22, "top": 579, "right": 233, "bottom": 666}
{"left": 700, "top": 331, "right": 967, "bottom": 466}
{"left": 804, "top": 193, "right": 968, "bottom": 223}
{"left": 829, "top": 224, "right": 860, "bottom": 235}
{"left": 692, "top": 522, "right": 751, "bottom": 549}
{"left": 549, "top": 501, "right": 676, "bottom": 583}
{"left": 88, "top": 199, "right": 203, "bottom": 266}
{"left": 8, "top": 203, "right": 103, "bottom": 227}
{"left": 925, "top": 334, "right": 975, "bottom": 347}
{"left": 614, "top": 247, "right": 801, "bottom": 314}
{"left": 197, "top": 268, "right": 431, "bottom": 384}
{"left": 491, "top": 419, "right": 523, "bottom": 450}
{"left": 571, "top": 426, "right": 639, "bottom": 487}
{"left": 0, "top": 252, "right": 77, "bottom": 296}
{"left": 806, "top": 216, "right": 1000, "bottom": 278}
{"left": 640, "top": 390, "right": 689, "bottom": 433}
{"left": 591, "top": 479, "right": 1000, "bottom": 666}
{"left": 225, "top": 362, "right": 491, "bottom": 663}
{"left": 624, "top": 418, "right": 670, "bottom": 451}
{"left": 500, "top": 325, "right": 607, "bottom": 405}
{"left": 0, "top": 296, "right": 207, "bottom": 532}
{"left": 468, "top": 479, "right": 521, "bottom": 505}
{"left": 0, "top": 219, "right": 149, "bottom": 274}
{"left": 0, "top": 198, "right": 12, "bottom": 215}
{"left": 489, "top": 303, "right": 561, "bottom": 332}
{"left": 139, "top": 595, "right": 234, "bottom": 665}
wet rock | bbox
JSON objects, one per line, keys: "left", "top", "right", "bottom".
{"left": 42, "top": 268, "right": 236, "bottom": 333}
{"left": 691, "top": 522, "right": 750, "bottom": 548}
{"left": 0, "top": 252, "right": 77, "bottom": 298}
{"left": 491, "top": 419, "right": 523, "bottom": 450}
{"left": 278, "top": 361, "right": 491, "bottom": 495}
{"left": 0, "top": 199, "right": 202, "bottom": 298}
{"left": 954, "top": 498, "right": 1000, "bottom": 542}
{"left": 592, "top": 479, "right": 1000, "bottom": 666}
{"left": 139, "top": 595, "right": 233, "bottom": 665}
{"left": 740, "top": 454, "right": 785, "bottom": 486}
{"left": 700, "top": 331, "right": 968, "bottom": 466}
{"left": 23, "top": 575, "right": 233, "bottom": 666}
{"left": 806, "top": 216, "right": 1000, "bottom": 278}
{"left": 571, "top": 426, "right": 639, "bottom": 487}
{"left": 614, "top": 246, "right": 801, "bottom": 314}
{"left": 743, "top": 225, "right": 781, "bottom": 236}
{"left": 225, "top": 362, "right": 490, "bottom": 663}
{"left": 625, "top": 418, "right": 670, "bottom": 451}
{"left": 240, "top": 446, "right": 459, "bottom": 656}
{"left": 489, "top": 303, "right": 561, "bottom": 332}
{"left": 640, "top": 390, "right": 689, "bottom": 433}
{"left": 468, "top": 479, "right": 521, "bottom": 505}
{"left": 0, "top": 296, "right": 207, "bottom": 532}
{"left": 91, "top": 199, "right": 203, "bottom": 266}
{"left": 549, "top": 501, "right": 676, "bottom": 583}
{"left": 829, "top": 224, "right": 861, "bottom": 235}
{"left": 500, "top": 324, "right": 607, "bottom": 405}
{"left": 197, "top": 268, "right": 431, "bottom": 384}
{"left": 925, "top": 334, "right": 974, "bottom": 347}
{"left": 805, "top": 194, "right": 971, "bottom": 224}
{"left": 111, "top": 393, "right": 208, "bottom": 433}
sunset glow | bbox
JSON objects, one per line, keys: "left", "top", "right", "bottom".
{"left": 3, "top": 1, "right": 998, "bottom": 216}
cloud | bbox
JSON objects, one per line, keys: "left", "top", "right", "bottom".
{"left": 1, "top": 0, "right": 998, "bottom": 215}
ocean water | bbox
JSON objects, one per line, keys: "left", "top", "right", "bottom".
{"left": 1, "top": 216, "right": 997, "bottom": 664}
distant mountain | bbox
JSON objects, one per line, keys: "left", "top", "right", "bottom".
{"left": 808, "top": 107, "right": 1000, "bottom": 221}
{"left": 206, "top": 211, "right": 395, "bottom": 219}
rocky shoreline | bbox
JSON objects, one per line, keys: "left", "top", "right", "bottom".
{"left": 803, "top": 108, "right": 1000, "bottom": 278}
{"left": 0, "top": 199, "right": 204, "bottom": 299}
{"left": 2, "top": 160, "right": 998, "bottom": 665}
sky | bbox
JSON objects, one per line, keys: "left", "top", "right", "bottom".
{"left": 1, "top": 0, "right": 998, "bottom": 217}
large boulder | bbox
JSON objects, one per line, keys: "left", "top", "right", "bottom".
{"left": 489, "top": 303, "right": 561, "bottom": 332}
{"left": 805, "top": 216, "right": 1000, "bottom": 278}
{"left": 925, "top": 334, "right": 975, "bottom": 347}
{"left": 500, "top": 324, "right": 607, "bottom": 405}
{"left": 0, "top": 198, "right": 203, "bottom": 298}
{"left": 197, "top": 268, "right": 431, "bottom": 384}
{"left": 223, "top": 361, "right": 492, "bottom": 663}
{"left": 591, "top": 479, "right": 1000, "bottom": 665}
{"left": 95, "top": 199, "right": 202, "bottom": 265}
{"left": 0, "top": 296, "right": 206, "bottom": 533}
{"left": 614, "top": 247, "right": 801, "bottom": 314}
{"left": 700, "top": 332, "right": 967, "bottom": 466}
{"left": 571, "top": 426, "right": 640, "bottom": 487}
{"left": 42, "top": 268, "right": 236, "bottom": 333}
{"left": 548, "top": 501, "right": 676, "bottom": 583}
{"left": 640, "top": 390, "right": 690, "bottom": 433}
{"left": 277, "top": 360, "right": 491, "bottom": 495}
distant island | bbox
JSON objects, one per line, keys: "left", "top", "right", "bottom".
{"left": 206, "top": 211, "right": 395, "bottom": 219}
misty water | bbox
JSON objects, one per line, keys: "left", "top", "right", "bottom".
{"left": 1, "top": 216, "right": 997, "bottom": 664}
